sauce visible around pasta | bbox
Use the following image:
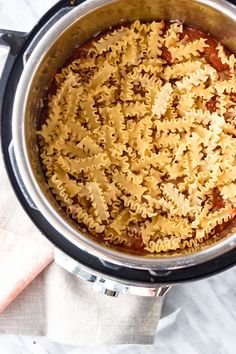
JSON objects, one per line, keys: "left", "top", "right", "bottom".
{"left": 38, "top": 20, "right": 236, "bottom": 255}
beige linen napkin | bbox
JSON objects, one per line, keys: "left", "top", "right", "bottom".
{"left": 0, "top": 228, "right": 53, "bottom": 314}
{"left": 0, "top": 262, "right": 163, "bottom": 345}
{"left": 0, "top": 156, "right": 54, "bottom": 314}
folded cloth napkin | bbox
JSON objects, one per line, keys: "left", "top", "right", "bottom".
{"left": 0, "top": 156, "right": 54, "bottom": 314}
{"left": 0, "top": 262, "right": 163, "bottom": 345}
{"left": 0, "top": 157, "right": 163, "bottom": 345}
{"left": 0, "top": 228, "right": 53, "bottom": 314}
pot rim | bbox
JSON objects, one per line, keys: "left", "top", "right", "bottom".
{"left": 12, "top": 0, "right": 236, "bottom": 270}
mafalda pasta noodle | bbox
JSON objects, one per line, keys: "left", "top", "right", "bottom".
{"left": 38, "top": 20, "right": 236, "bottom": 255}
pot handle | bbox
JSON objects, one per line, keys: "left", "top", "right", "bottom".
{"left": 0, "top": 30, "right": 27, "bottom": 120}
{"left": 54, "top": 248, "right": 172, "bottom": 297}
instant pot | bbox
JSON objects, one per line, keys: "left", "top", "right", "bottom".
{"left": 1, "top": 0, "right": 236, "bottom": 297}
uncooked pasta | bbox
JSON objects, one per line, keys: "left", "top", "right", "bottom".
{"left": 38, "top": 20, "right": 236, "bottom": 255}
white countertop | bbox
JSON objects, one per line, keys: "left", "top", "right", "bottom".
{"left": 0, "top": 1, "right": 236, "bottom": 353}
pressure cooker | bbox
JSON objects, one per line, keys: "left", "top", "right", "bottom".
{"left": 1, "top": 0, "right": 236, "bottom": 297}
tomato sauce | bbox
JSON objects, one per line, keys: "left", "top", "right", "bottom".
{"left": 161, "top": 46, "right": 172, "bottom": 64}
{"left": 181, "top": 27, "right": 230, "bottom": 72}
{"left": 230, "top": 93, "right": 236, "bottom": 103}
{"left": 211, "top": 188, "right": 225, "bottom": 211}
{"left": 206, "top": 96, "right": 217, "bottom": 113}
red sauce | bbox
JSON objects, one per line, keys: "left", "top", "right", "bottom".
{"left": 161, "top": 46, "right": 172, "bottom": 64}
{"left": 181, "top": 27, "right": 230, "bottom": 72}
{"left": 230, "top": 93, "right": 236, "bottom": 103}
{"left": 131, "top": 234, "right": 144, "bottom": 250}
{"left": 206, "top": 96, "right": 217, "bottom": 113}
{"left": 212, "top": 188, "right": 225, "bottom": 211}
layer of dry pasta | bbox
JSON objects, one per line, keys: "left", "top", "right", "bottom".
{"left": 38, "top": 20, "right": 236, "bottom": 255}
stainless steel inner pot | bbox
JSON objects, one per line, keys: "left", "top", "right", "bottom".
{"left": 12, "top": 0, "right": 236, "bottom": 271}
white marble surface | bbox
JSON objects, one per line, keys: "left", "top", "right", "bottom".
{"left": 0, "top": 0, "right": 236, "bottom": 353}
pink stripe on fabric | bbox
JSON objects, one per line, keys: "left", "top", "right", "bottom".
{"left": 0, "top": 228, "right": 54, "bottom": 313}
